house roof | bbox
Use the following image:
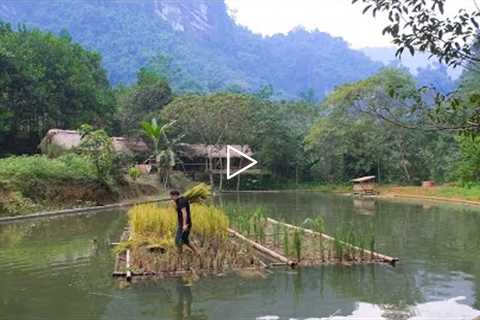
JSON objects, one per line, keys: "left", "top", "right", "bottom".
{"left": 351, "top": 176, "right": 376, "bottom": 183}
{"left": 39, "top": 129, "right": 149, "bottom": 155}
{"left": 179, "top": 144, "right": 253, "bottom": 159}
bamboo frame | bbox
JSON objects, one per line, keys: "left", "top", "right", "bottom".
{"left": 267, "top": 218, "right": 399, "bottom": 266}
{"left": 228, "top": 228, "right": 296, "bottom": 268}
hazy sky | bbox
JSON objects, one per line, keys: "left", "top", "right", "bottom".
{"left": 225, "top": 0, "right": 476, "bottom": 48}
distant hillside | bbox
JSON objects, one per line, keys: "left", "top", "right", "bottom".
{"left": 0, "top": 0, "right": 383, "bottom": 99}
{"left": 361, "top": 46, "right": 463, "bottom": 79}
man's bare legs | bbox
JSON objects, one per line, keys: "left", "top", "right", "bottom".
{"left": 185, "top": 243, "right": 199, "bottom": 256}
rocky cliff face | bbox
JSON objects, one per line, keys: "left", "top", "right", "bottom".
{"left": 154, "top": 0, "right": 211, "bottom": 32}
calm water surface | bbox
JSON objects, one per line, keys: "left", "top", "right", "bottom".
{"left": 1, "top": 192, "right": 479, "bottom": 320}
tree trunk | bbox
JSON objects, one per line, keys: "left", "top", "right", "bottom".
{"left": 219, "top": 158, "right": 224, "bottom": 192}
{"left": 236, "top": 158, "right": 243, "bottom": 191}
{"left": 208, "top": 156, "right": 214, "bottom": 188}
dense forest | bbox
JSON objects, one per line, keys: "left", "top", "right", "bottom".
{"left": 0, "top": 0, "right": 454, "bottom": 99}
{"left": 2, "top": 0, "right": 480, "bottom": 193}
{"left": 1, "top": 21, "right": 478, "bottom": 189}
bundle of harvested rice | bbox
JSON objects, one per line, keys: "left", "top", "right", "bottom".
{"left": 183, "top": 183, "right": 211, "bottom": 203}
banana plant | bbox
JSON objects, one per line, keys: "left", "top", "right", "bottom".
{"left": 141, "top": 118, "right": 180, "bottom": 187}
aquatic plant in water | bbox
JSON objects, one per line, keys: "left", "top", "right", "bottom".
{"left": 293, "top": 229, "right": 303, "bottom": 261}
{"left": 283, "top": 224, "right": 289, "bottom": 256}
{"left": 273, "top": 221, "right": 281, "bottom": 248}
{"left": 303, "top": 217, "right": 325, "bottom": 260}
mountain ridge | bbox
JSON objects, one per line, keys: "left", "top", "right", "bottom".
{"left": 0, "top": 0, "right": 389, "bottom": 98}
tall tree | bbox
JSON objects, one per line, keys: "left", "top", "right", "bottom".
{"left": 352, "top": 0, "right": 480, "bottom": 135}
{"left": 306, "top": 68, "right": 457, "bottom": 183}
{"left": 0, "top": 23, "right": 114, "bottom": 154}
{"left": 116, "top": 68, "right": 172, "bottom": 136}
{"left": 161, "top": 93, "right": 256, "bottom": 188}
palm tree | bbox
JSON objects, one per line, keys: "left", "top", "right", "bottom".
{"left": 141, "top": 118, "right": 179, "bottom": 188}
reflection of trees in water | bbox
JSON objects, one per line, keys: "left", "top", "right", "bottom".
{"left": 322, "top": 265, "right": 421, "bottom": 314}
{"left": 0, "top": 223, "right": 33, "bottom": 247}
{"left": 0, "top": 209, "right": 129, "bottom": 320}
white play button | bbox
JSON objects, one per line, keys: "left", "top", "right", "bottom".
{"left": 226, "top": 145, "right": 258, "bottom": 180}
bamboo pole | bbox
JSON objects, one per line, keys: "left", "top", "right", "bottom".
{"left": 267, "top": 218, "right": 399, "bottom": 266}
{"left": 228, "top": 228, "right": 296, "bottom": 268}
{"left": 113, "top": 266, "right": 264, "bottom": 278}
{"left": 125, "top": 249, "right": 132, "bottom": 282}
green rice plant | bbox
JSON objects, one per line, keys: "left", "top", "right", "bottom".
{"left": 362, "top": 223, "right": 376, "bottom": 260}
{"left": 293, "top": 229, "right": 303, "bottom": 261}
{"left": 370, "top": 235, "right": 376, "bottom": 259}
{"left": 303, "top": 217, "right": 325, "bottom": 260}
{"left": 345, "top": 226, "right": 356, "bottom": 260}
{"left": 334, "top": 227, "right": 346, "bottom": 261}
{"left": 358, "top": 237, "right": 365, "bottom": 260}
{"left": 283, "top": 225, "right": 290, "bottom": 256}
{"left": 302, "top": 217, "right": 325, "bottom": 234}
{"left": 273, "top": 222, "right": 281, "bottom": 248}
{"left": 251, "top": 208, "right": 266, "bottom": 243}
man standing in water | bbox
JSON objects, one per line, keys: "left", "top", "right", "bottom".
{"left": 170, "top": 190, "right": 198, "bottom": 256}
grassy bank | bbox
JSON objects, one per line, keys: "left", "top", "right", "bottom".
{"left": 0, "top": 154, "right": 159, "bottom": 217}
{"left": 281, "top": 182, "right": 352, "bottom": 193}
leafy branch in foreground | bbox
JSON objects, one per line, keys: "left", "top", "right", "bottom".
{"left": 352, "top": 0, "right": 480, "bottom": 68}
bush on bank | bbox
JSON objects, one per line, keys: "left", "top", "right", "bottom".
{"left": 0, "top": 154, "right": 107, "bottom": 216}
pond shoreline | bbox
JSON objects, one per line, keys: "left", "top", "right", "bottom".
{"left": 221, "top": 187, "right": 480, "bottom": 207}
{"left": 4, "top": 187, "right": 480, "bottom": 223}
{"left": 0, "top": 196, "right": 169, "bottom": 223}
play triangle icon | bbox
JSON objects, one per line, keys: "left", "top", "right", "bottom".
{"left": 226, "top": 145, "right": 258, "bottom": 180}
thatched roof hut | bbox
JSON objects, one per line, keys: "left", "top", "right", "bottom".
{"left": 179, "top": 144, "right": 253, "bottom": 159}
{"left": 39, "top": 129, "right": 149, "bottom": 157}
{"left": 352, "top": 176, "right": 377, "bottom": 196}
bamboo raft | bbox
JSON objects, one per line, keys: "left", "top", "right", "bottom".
{"left": 112, "top": 217, "right": 398, "bottom": 281}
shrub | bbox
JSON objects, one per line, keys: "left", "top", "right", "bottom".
{"left": 128, "top": 167, "right": 142, "bottom": 181}
{"left": 0, "top": 154, "right": 97, "bottom": 194}
{"left": 0, "top": 154, "right": 100, "bottom": 215}
{"left": 78, "top": 124, "right": 114, "bottom": 187}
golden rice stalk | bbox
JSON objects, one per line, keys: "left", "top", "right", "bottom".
{"left": 128, "top": 203, "right": 176, "bottom": 248}
{"left": 123, "top": 202, "right": 229, "bottom": 251}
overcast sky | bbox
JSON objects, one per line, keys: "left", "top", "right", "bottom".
{"left": 225, "top": 0, "right": 476, "bottom": 48}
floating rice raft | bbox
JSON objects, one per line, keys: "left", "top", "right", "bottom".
{"left": 112, "top": 210, "right": 398, "bottom": 282}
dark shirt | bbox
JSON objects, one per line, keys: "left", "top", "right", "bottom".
{"left": 175, "top": 197, "right": 192, "bottom": 229}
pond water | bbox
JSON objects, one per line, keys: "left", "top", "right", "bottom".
{"left": 1, "top": 192, "right": 479, "bottom": 320}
